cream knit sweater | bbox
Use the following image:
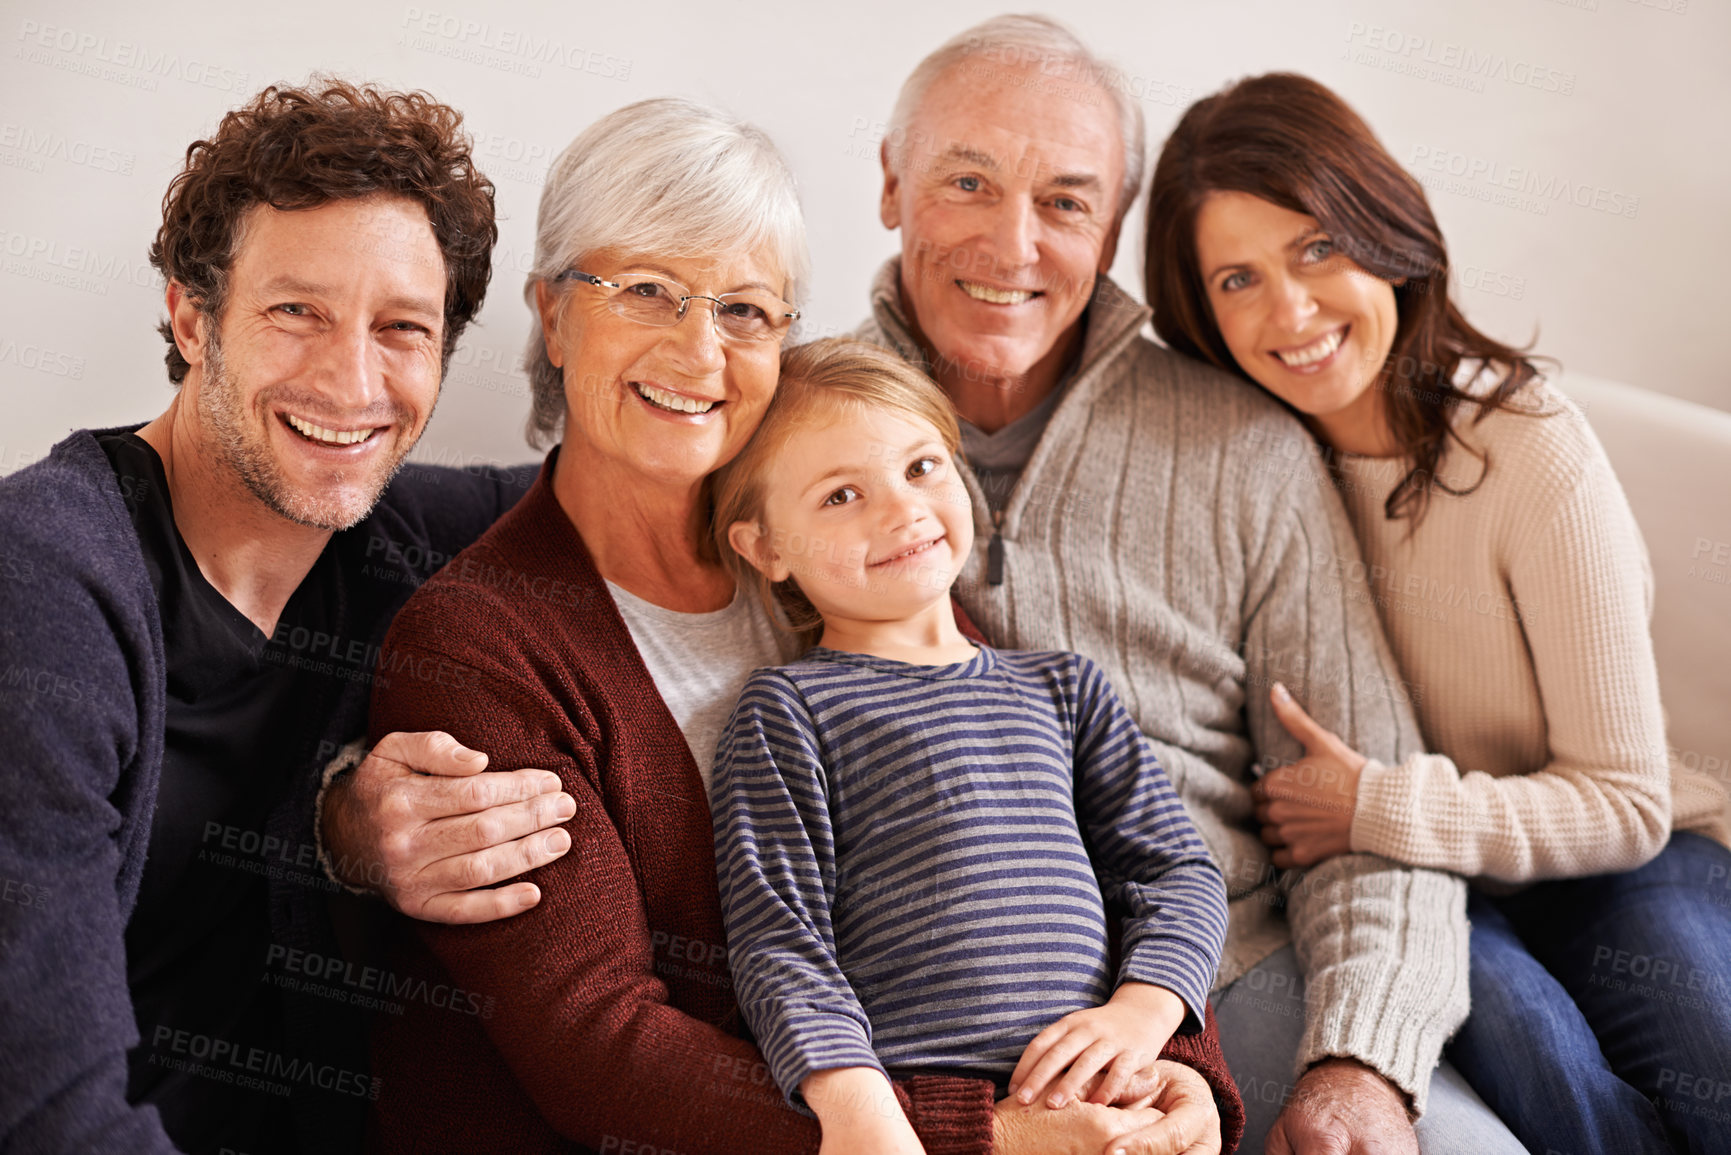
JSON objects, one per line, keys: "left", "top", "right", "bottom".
{"left": 856, "top": 261, "right": 1469, "bottom": 1112}
{"left": 1335, "top": 378, "right": 1729, "bottom": 883}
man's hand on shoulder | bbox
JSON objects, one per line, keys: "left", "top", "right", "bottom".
{"left": 319, "top": 730, "right": 575, "bottom": 923}
{"left": 1268, "top": 1058, "right": 1416, "bottom": 1155}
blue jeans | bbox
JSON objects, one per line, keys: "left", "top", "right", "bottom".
{"left": 1447, "top": 832, "right": 1731, "bottom": 1155}
{"left": 1215, "top": 946, "right": 1525, "bottom": 1155}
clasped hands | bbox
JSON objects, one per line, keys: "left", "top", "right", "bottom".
{"left": 813, "top": 984, "right": 1218, "bottom": 1155}
{"left": 995, "top": 983, "right": 1222, "bottom": 1155}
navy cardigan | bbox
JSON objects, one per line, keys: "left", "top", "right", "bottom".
{"left": 0, "top": 427, "right": 527, "bottom": 1153}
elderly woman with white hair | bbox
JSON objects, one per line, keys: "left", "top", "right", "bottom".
{"left": 353, "top": 97, "right": 1229, "bottom": 1155}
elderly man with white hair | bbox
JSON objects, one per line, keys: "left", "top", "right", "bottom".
{"left": 850, "top": 15, "right": 1527, "bottom": 1155}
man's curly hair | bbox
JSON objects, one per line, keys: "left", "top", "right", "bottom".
{"left": 149, "top": 77, "right": 498, "bottom": 383}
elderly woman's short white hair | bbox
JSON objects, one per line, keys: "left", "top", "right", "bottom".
{"left": 886, "top": 14, "right": 1146, "bottom": 217}
{"left": 521, "top": 97, "right": 809, "bottom": 448}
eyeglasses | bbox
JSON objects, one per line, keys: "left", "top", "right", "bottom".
{"left": 554, "top": 269, "right": 800, "bottom": 344}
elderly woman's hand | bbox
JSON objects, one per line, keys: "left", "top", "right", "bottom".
{"left": 993, "top": 1059, "right": 1222, "bottom": 1155}
{"left": 1252, "top": 683, "right": 1367, "bottom": 869}
{"left": 319, "top": 730, "right": 576, "bottom": 922}
{"left": 993, "top": 1098, "right": 1163, "bottom": 1155}
{"left": 1112, "top": 1060, "right": 1224, "bottom": 1155}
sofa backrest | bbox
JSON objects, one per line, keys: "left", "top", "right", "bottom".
{"left": 1557, "top": 373, "right": 1731, "bottom": 820}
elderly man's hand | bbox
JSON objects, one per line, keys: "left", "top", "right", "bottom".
{"left": 1267, "top": 1059, "right": 1416, "bottom": 1155}
{"left": 319, "top": 730, "right": 576, "bottom": 923}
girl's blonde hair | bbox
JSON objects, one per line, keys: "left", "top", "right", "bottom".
{"left": 711, "top": 337, "right": 963, "bottom": 652}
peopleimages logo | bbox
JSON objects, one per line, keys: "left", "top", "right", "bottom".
{"left": 13, "top": 20, "right": 251, "bottom": 92}
{"left": 0, "top": 123, "right": 134, "bottom": 175}
{"left": 1407, "top": 146, "right": 1640, "bottom": 220}
{"left": 0, "top": 337, "right": 85, "bottom": 378}
{"left": 1343, "top": 22, "right": 1577, "bottom": 96}
{"left": 148, "top": 1025, "right": 380, "bottom": 1100}
{"left": 398, "top": 9, "right": 632, "bottom": 80}
{"left": 0, "top": 228, "right": 164, "bottom": 295}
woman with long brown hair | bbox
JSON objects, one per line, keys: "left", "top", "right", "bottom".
{"left": 1144, "top": 71, "right": 1731, "bottom": 1154}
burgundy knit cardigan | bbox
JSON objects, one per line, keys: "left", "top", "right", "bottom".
{"left": 365, "top": 453, "right": 1243, "bottom": 1154}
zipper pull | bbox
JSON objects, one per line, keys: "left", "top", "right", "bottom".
{"left": 986, "top": 510, "right": 1005, "bottom": 586}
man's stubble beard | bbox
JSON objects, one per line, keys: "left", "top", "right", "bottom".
{"left": 198, "top": 327, "right": 428, "bottom": 532}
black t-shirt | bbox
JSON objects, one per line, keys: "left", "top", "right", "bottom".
{"left": 101, "top": 431, "right": 346, "bottom": 1155}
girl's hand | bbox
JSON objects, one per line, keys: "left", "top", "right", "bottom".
{"left": 1252, "top": 683, "right": 1367, "bottom": 868}
{"left": 1007, "top": 983, "right": 1186, "bottom": 1110}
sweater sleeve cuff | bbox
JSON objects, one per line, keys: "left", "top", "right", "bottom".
{"left": 1349, "top": 754, "right": 1469, "bottom": 872}
{"left": 762, "top": 1011, "right": 884, "bottom": 1112}
{"left": 1293, "top": 1007, "right": 1441, "bottom": 1116}
{"left": 1283, "top": 852, "right": 1470, "bottom": 1119}
{"left": 1347, "top": 758, "right": 1396, "bottom": 857}
{"left": 1350, "top": 756, "right": 1440, "bottom": 864}
{"left": 1159, "top": 1001, "right": 1246, "bottom": 1155}
{"left": 313, "top": 739, "right": 373, "bottom": 897}
{"left": 1289, "top": 883, "right": 1469, "bottom": 1116}
{"left": 895, "top": 1075, "right": 998, "bottom": 1155}
{"left": 1119, "top": 941, "right": 1218, "bottom": 1036}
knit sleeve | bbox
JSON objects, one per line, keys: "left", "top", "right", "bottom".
{"left": 0, "top": 486, "right": 182, "bottom": 1153}
{"left": 1242, "top": 457, "right": 1469, "bottom": 1115}
{"left": 1069, "top": 657, "right": 1227, "bottom": 1030}
{"left": 711, "top": 671, "right": 884, "bottom": 1106}
{"left": 1350, "top": 454, "right": 1675, "bottom": 881}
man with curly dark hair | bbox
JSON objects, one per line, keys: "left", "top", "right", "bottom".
{"left": 0, "top": 80, "right": 571, "bottom": 1154}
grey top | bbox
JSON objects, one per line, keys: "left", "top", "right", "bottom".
{"left": 960, "top": 380, "right": 1066, "bottom": 514}
{"left": 854, "top": 259, "right": 1469, "bottom": 1113}
{"left": 605, "top": 581, "right": 787, "bottom": 791}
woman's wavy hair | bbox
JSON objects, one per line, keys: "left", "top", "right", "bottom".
{"left": 149, "top": 77, "right": 497, "bottom": 383}
{"left": 711, "top": 338, "right": 962, "bottom": 653}
{"left": 1145, "top": 72, "right": 1545, "bottom": 524}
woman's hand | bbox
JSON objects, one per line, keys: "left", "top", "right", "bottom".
{"left": 1008, "top": 983, "right": 1186, "bottom": 1108}
{"left": 993, "top": 1060, "right": 1222, "bottom": 1155}
{"left": 994, "top": 1098, "right": 1163, "bottom": 1155}
{"left": 1252, "top": 683, "right": 1366, "bottom": 869}
{"left": 1113, "top": 1061, "right": 1223, "bottom": 1155}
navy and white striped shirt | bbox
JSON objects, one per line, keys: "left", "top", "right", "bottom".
{"left": 710, "top": 645, "right": 1228, "bottom": 1105}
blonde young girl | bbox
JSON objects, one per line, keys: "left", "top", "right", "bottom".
{"left": 706, "top": 338, "right": 1229, "bottom": 1155}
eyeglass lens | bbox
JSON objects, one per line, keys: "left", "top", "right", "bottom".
{"left": 606, "top": 274, "right": 792, "bottom": 342}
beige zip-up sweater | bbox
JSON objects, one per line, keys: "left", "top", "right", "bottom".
{"left": 855, "top": 260, "right": 1469, "bottom": 1111}
{"left": 1334, "top": 380, "right": 1729, "bottom": 882}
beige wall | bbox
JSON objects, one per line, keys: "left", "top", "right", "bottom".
{"left": 1, "top": 0, "right": 1724, "bottom": 474}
